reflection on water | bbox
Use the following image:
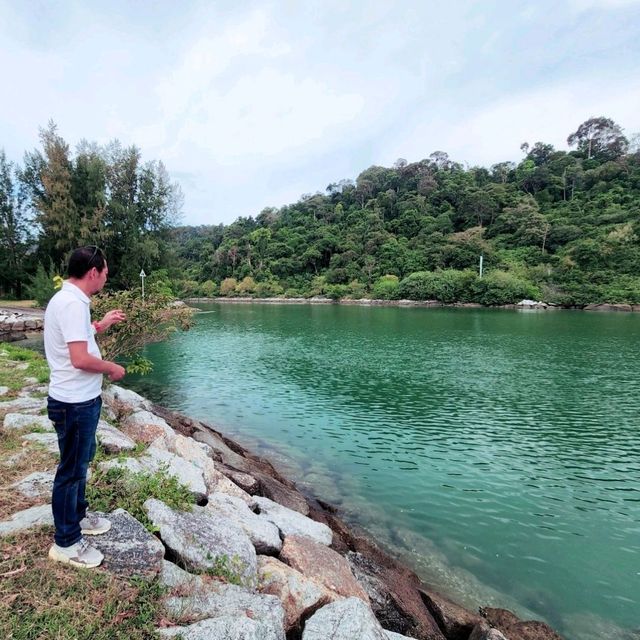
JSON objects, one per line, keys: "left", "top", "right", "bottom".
{"left": 127, "top": 304, "right": 640, "bottom": 640}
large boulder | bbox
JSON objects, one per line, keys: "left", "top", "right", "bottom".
{"left": 0, "top": 504, "right": 53, "bottom": 536}
{"left": 0, "top": 397, "right": 47, "bottom": 417}
{"left": 302, "top": 597, "right": 387, "bottom": 640}
{"left": 164, "top": 579, "right": 285, "bottom": 630}
{"left": 3, "top": 413, "right": 53, "bottom": 431}
{"left": 144, "top": 499, "right": 257, "bottom": 588}
{"left": 206, "top": 493, "right": 281, "bottom": 554}
{"left": 469, "top": 623, "right": 509, "bottom": 640}
{"left": 96, "top": 420, "right": 137, "bottom": 454}
{"left": 420, "top": 588, "right": 483, "bottom": 640}
{"left": 254, "top": 497, "right": 332, "bottom": 546}
{"left": 256, "top": 473, "right": 310, "bottom": 515}
{"left": 158, "top": 615, "right": 284, "bottom": 640}
{"left": 280, "top": 535, "right": 369, "bottom": 603}
{"left": 11, "top": 470, "right": 55, "bottom": 499}
{"left": 121, "top": 410, "right": 175, "bottom": 445}
{"left": 102, "top": 384, "right": 152, "bottom": 415}
{"left": 20, "top": 432, "right": 58, "bottom": 454}
{"left": 160, "top": 560, "right": 202, "bottom": 590}
{"left": 193, "top": 428, "right": 257, "bottom": 473}
{"left": 93, "top": 509, "right": 165, "bottom": 578}
{"left": 480, "top": 608, "right": 564, "bottom": 640}
{"left": 258, "top": 555, "right": 333, "bottom": 633}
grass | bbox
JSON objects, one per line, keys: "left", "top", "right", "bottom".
{"left": 0, "top": 345, "right": 49, "bottom": 395}
{"left": 203, "top": 554, "right": 244, "bottom": 586}
{"left": 0, "top": 299, "right": 37, "bottom": 308}
{"left": 0, "top": 528, "right": 168, "bottom": 640}
{"left": 0, "top": 428, "right": 58, "bottom": 518}
{"left": 86, "top": 465, "right": 195, "bottom": 533}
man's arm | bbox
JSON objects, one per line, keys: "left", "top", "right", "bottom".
{"left": 93, "top": 309, "right": 126, "bottom": 334}
{"left": 68, "top": 342, "right": 126, "bottom": 381}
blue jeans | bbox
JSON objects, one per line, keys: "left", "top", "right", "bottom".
{"left": 48, "top": 395, "right": 102, "bottom": 547}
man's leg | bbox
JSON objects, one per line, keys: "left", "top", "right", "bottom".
{"left": 49, "top": 396, "right": 104, "bottom": 567}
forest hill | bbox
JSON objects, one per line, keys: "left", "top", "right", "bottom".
{"left": 1, "top": 117, "right": 639, "bottom": 306}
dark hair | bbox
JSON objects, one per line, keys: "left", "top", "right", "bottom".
{"left": 67, "top": 246, "right": 106, "bottom": 278}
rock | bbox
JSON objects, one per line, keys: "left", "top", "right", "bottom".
{"left": 420, "top": 588, "right": 483, "bottom": 640}
{"left": 164, "top": 579, "right": 285, "bottom": 632}
{"left": 22, "top": 377, "right": 39, "bottom": 385}
{"left": 92, "top": 508, "right": 165, "bottom": 578}
{"left": 157, "top": 615, "right": 284, "bottom": 640}
{"left": 302, "top": 597, "right": 387, "bottom": 640}
{"left": 385, "top": 632, "right": 418, "bottom": 640}
{"left": 217, "top": 463, "right": 259, "bottom": 494}
{"left": 584, "top": 303, "right": 632, "bottom": 312}
{"left": 254, "top": 497, "right": 332, "bottom": 546}
{"left": 144, "top": 499, "right": 257, "bottom": 587}
{"left": 206, "top": 493, "right": 282, "bottom": 554}
{"left": 256, "top": 473, "right": 310, "bottom": 515}
{"left": 0, "top": 396, "right": 47, "bottom": 417}
{"left": 333, "top": 522, "right": 446, "bottom": 639}
{"left": 258, "top": 555, "right": 333, "bottom": 632}
{"left": 193, "top": 429, "right": 256, "bottom": 473}
{"left": 0, "top": 386, "right": 9, "bottom": 396}
{"left": 469, "top": 622, "right": 509, "bottom": 640}
{"left": 22, "top": 431, "right": 58, "bottom": 452}
{"left": 480, "top": 608, "right": 564, "bottom": 640}
{"left": 280, "top": 535, "right": 369, "bottom": 603}
{"left": 103, "top": 384, "right": 152, "bottom": 414}
{"left": 0, "top": 504, "right": 53, "bottom": 536}
{"left": 96, "top": 420, "right": 137, "bottom": 453}
{"left": 11, "top": 470, "right": 55, "bottom": 499}
{"left": 121, "top": 410, "right": 175, "bottom": 444}
{"left": 102, "top": 445, "right": 208, "bottom": 499}
{"left": 3, "top": 413, "right": 54, "bottom": 431}
{"left": 160, "top": 560, "right": 203, "bottom": 590}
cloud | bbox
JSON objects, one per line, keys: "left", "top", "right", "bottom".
{"left": 382, "top": 77, "right": 640, "bottom": 168}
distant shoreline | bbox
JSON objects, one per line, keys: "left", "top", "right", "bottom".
{"left": 184, "top": 297, "right": 640, "bottom": 312}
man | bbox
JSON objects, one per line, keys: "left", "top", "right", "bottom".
{"left": 44, "top": 246, "right": 126, "bottom": 568}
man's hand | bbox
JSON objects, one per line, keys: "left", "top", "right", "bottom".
{"left": 107, "top": 362, "right": 126, "bottom": 381}
{"left": 99, "top": 309, "right": 126, "bottom": 331}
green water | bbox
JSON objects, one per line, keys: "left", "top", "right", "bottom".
{"left": 128, "top": 304, "right": 640, "bottom": 639}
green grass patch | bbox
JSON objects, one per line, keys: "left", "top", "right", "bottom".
{"left": 202, "top": 554, "right": 244, "bottom": 586}
{"left": 0, "top": 528, "right": 167, "bottom": 640}
{"left": 86, "top": 465, "right": 194, "bottom": 533}
{"left": 0, "top": 345, "right": 49, "bottom": 392}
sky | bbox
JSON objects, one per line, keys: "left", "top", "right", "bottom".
{"left": 1, "top": 0, "right": 639, "bottom": 226}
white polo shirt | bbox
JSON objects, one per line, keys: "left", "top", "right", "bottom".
{"left": 44, "top": 281, "right": 103, "bottom": 403}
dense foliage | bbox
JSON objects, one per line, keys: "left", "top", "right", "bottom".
{"left": 1, "top": 117, "right": 639, "bottom": 305}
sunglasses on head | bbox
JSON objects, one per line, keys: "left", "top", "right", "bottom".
{"left": 87, "top": 246, "right": 101, "bottom": 266}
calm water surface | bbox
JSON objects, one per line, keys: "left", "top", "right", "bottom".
{"left": 127, "top": 304, "right": 640, "bottom": 640}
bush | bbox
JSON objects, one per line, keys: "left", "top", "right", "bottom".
{"left": 347, "top": 280, "right": 367, "bottom": 299}
{"left": 255, "top": 280, "right": 284, "bottom": 297}
{"left": 235, "top": 276, "right": 257, "bottom": 295}
{"left": 175, "top": 279, "right": 200, "bottom": 298}
{"left": 397, "top": 271, "right": 439, "bottom": 300}
{"left": 220, "top": 277, "right": 238, "bottom": 296}
{"left": 26, "top": 262, "right": 59, "bottom": 308}
{"left": 324, "top": 284, "right": 349, "bottom": 300}
{"left": 372, "top": 275, "right": 400, "bottom": 299}
{"left": 474, "top": 270, "right": 541, "bottom": 305}
{"left": 200, "top": 280, "right": 218, "bottom": 297}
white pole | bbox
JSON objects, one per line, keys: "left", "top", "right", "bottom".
{"left": 140, "top": 269, "right": 146, "bottom": 299}
{"left": 479, "top": 255, "right": 484, "bottom": 279}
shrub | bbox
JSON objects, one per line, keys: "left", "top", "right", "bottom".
{"left": 473, "top": 270, "right": 541, "bottom": 305}
{"left": 347, "top": 280, "right": 367, "bottom": 299}
{"left": 92, "top": 290, "right": 193, "bottom": 372}
{"left": 219, "top": 277, "right": 238, "bottom": 296}
{"left": 235, "top": 276, "right": 257, "bottom": 295}
{"left": 255, "top": 280, "right": 284, "bottom": 297}
{"left": 372, "top": 275, "right": 400, "bottom": 300}
{"left": 398, "top": 271, "right": 439, "bottom": 300}
{"left": 324, "top": 284, "right": 349, "bottom": 300}
{"left": 200, "top": 280, "right": 218, "bottom": 297}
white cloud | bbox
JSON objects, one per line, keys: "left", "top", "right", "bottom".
{"left": 383, "top": 77, "right": 640, "bottom": 168}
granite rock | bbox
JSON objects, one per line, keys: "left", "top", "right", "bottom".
{"left": 302, "top": 597, "right": 387, "bottom": 640}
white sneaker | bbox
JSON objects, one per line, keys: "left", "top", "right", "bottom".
{"left": 48, "top": 537, "right": 104, "bottom": 568}
{"left": 80, "top": 515, "right": 111, "bottom": 535}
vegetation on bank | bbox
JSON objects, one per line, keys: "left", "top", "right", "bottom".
{"left": 1, "top": 117, "right": 639, "bottom": 306}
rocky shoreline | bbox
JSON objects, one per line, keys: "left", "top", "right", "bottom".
{"left": 0, "top": 359, "right": 564, "bottom": 640}
{"left": 186, "top": 297, "right": 640, "bottom": 312}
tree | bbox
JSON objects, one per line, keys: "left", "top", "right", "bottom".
{"left": 0, "top": 150, "right": 32, "bottom": 297}
{"left": 567, "top": 117, "right": 628, "bottom": 161}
